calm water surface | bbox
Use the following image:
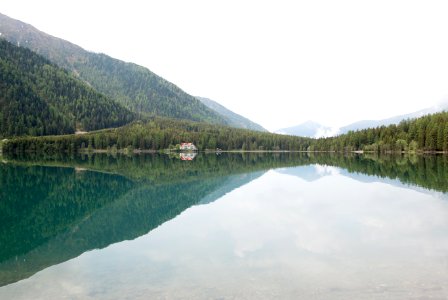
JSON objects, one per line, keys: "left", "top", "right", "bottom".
{"left": 1, "top": 153, "right": 448, "bottom": 299}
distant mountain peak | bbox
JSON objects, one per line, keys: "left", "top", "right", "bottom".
{"left": 276, "top": 102, "right": 448, "bottom": 138}
{"left": 338, "top": 102, "right": 448, "bottom": 134}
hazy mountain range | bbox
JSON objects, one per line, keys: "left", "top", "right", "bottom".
{"left": 276, "top": 102, "right": 448, "bottom": 137}
{"left": 338, "top": 102, "right": 448, "bottom": 134}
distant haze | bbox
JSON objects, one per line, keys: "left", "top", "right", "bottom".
{"left": 2, "top": 1, "right": 448, "bottom": 131}
{"left": 276, "top": 100, "right": 448, "bottom": 137}
{"left": 276, "top": 121, "right": 337, "bottom": 138}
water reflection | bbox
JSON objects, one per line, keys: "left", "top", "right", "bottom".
{"left": 179, "top": 152, "right": 197, "bottom": 160}
{"left": 0, "top": 153, "right": 447, "bottom": 299}
{"left": 0, "top": 153, "right": 303, "bottom": 286}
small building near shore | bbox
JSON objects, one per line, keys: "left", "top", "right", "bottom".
{"left": 180, "top": 142, "right": 197, "bottom": 151}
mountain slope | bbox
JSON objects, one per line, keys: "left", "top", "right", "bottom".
{"left": 0, "top": 12, "right": 228, "bottom": 125}
{"left": 0, "top": 39, "right": 134, "bottom": 137}
{"left": 197, "top": 97, "right": 267, "bottom": 132}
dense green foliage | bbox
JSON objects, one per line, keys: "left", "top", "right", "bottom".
{"left": 0, "top": 13, "right": 229, "bottom": 125}
{"left": 0, "top": 39, "right": 134, "bottom": 137}
{"left": 2, "top": 117, "right": 311, "bottom": 153}
{"left": 4, "top": 111, "right": 448, "bottom": 154}
{"left": 74, "top": 54, "right": 228, "bottom": 124}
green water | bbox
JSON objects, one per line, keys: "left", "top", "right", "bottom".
{"left": 1, "top": 153, "right": 448, "bottom": 299}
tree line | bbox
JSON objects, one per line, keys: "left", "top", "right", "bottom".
{"left": 2, "top": 117, "right": 311, "bottom": 153}
{"left": 312, "top": 111, "right": 448, "bottom": 152}
{"left": 2, "top": 109, "right": 448, "bottom": 154}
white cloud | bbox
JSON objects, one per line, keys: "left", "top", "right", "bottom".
{"left": 314, "top": 126, "right": 340, "bottom": 138}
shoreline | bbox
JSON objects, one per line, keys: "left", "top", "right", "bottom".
{"left": 13, "top": 148, "right": 448, "bottom": 155}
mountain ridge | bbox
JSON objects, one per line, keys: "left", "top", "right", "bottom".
{"left": 196, "top": 97, "right": 267, "bottom": 132}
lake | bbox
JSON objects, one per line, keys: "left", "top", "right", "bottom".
{"left": 1, "top": 153, "right": 448, "bottom": 299}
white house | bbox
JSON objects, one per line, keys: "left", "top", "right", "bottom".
{"left": 180, "top": 142, "right": 197, "bottom": 151}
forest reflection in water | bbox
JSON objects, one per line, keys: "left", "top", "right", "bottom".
{"left": 0, "top": 153, "right": 447, "bottom": 299}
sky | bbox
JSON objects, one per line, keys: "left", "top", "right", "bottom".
{"left": 2, "top": 0, "right": 448, "bottom": 131}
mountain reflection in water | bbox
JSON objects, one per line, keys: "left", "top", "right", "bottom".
{"left": 0, "top": 153, "right": 447, "bottom": 296}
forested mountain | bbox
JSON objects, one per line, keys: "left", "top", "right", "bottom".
{"left": 0, "top": 12, "right": 228, "bottom": 125}
{"left": 196, "top": 97, "right": 267, "bottom": 132}
{"left": 0, "top": 39, "right": 134, "bottom": 137}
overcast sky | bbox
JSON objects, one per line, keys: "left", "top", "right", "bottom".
{"left": 2, "top": 0, "right": 448, "bottom": 131}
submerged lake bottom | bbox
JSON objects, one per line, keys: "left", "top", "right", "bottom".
{"left": 1, "top": 153, "right": 448, "bottom": 299}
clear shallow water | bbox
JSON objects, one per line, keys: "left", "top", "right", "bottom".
{"left": 1, "top": 153, "right": 448, "bottom": 299}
